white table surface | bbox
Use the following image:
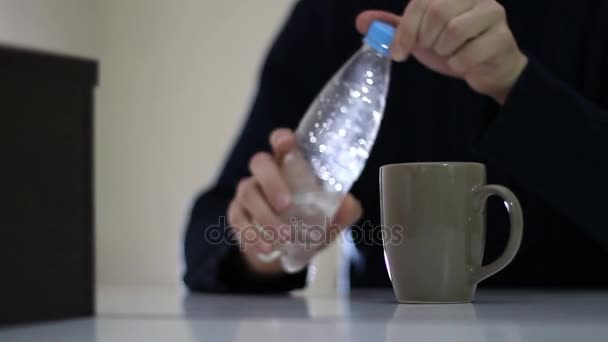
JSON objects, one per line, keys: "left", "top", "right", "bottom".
{"left": 1, "top": 286, "right": 607, "bottom": 341}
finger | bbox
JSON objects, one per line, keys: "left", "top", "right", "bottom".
{"left": 447, "top": 24, "right": 512, "bottom": 75}
{"left": 227, "top": 199, "right": 249, "bottom": 229}
{"left": 236, "top": 177, "right": 285, "bottom": 229}
{"left": 248, "top": 152, "right": 292, "bottom": 211}
{"left": 269, "top": 128, "right": 297, "bottom": 161}
{"left": 355, "top": 10, "right": 401, "bottom": 35}
{"left": 392, "top": 0, "right": 430, "bottom": 61}
{"left": 418, "top": 0, "right": 476, "bottom": 49}
{"left": 434, "top": 1, "right": 506, "bottom": 56}
{"left": 227, "top": 200, "right": 273, "bottom": 254}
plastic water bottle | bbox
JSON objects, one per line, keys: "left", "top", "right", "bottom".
{"left": 259, "top": 21, "right": 395, "bottom": 273}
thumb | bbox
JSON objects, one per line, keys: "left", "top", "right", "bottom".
{"left": 332, "top": 194, "right": 363, "bottom": 229}
{"left": 324, "top": 194, "right": 362, "bottom": 244}
{"left": 269, "top": 128, "right": 297, "bottom": 161}
{"left": 355, "top": 10, "right": 401, "bottom": 35}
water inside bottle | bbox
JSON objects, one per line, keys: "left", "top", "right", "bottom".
{"left": 296, "top": 46, "right": 389, "bottom": 195}
{"left": 279, "top": 191, "right": 343, "bottom": 273}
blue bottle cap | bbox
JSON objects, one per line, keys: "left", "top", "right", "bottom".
{"left": 363, "top": 21, "right": 396, "bottom": 56}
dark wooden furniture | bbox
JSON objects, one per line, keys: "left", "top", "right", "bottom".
{"left": 0, "top": 46, "right": 97, "bottom": 324}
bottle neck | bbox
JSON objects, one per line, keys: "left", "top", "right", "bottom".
{"left": 362, "top": 39, "right": 391, "bottom": 58}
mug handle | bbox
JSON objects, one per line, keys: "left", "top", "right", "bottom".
{"left": 471, "top": 185, "right": 524, "bottom": 284}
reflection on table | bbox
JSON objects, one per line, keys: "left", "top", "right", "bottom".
{"left": 0, "top": 287, "right": 607, "bottom": 342}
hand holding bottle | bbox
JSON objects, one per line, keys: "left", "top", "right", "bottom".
{"left": 227, "top": 128, "right": 362, "bottom": 275}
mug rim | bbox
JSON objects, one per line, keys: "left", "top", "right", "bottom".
{"left": 380, "top": 162, "right": 485, "bottom": 171}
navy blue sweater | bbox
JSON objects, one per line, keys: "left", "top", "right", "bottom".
{"left": 184, "top": 0, "right": 608, "bottom": 292}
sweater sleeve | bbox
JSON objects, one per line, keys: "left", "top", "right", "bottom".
{"left": 183, "top": 0, "right": 336, "bottom": 293}
{"left": 474, "top": 53, "right": 608, "bottom": 251}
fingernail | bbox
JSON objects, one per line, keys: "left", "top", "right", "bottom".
{"left": 258, "top": 242, "right": 273, "bottom": 254}
{"left": 274, "top": 193, "right": 291, "bottom": 210}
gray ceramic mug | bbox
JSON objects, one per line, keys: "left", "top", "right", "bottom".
{"left": 380, "top": 162, "right": 523, "bottom": 303}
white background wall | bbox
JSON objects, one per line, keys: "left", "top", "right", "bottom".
{"left": 1, "top": 0, "right": 294, "bottom": 288}
{"left": 0, "top": 0, "right": 98, "bottom": 57}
